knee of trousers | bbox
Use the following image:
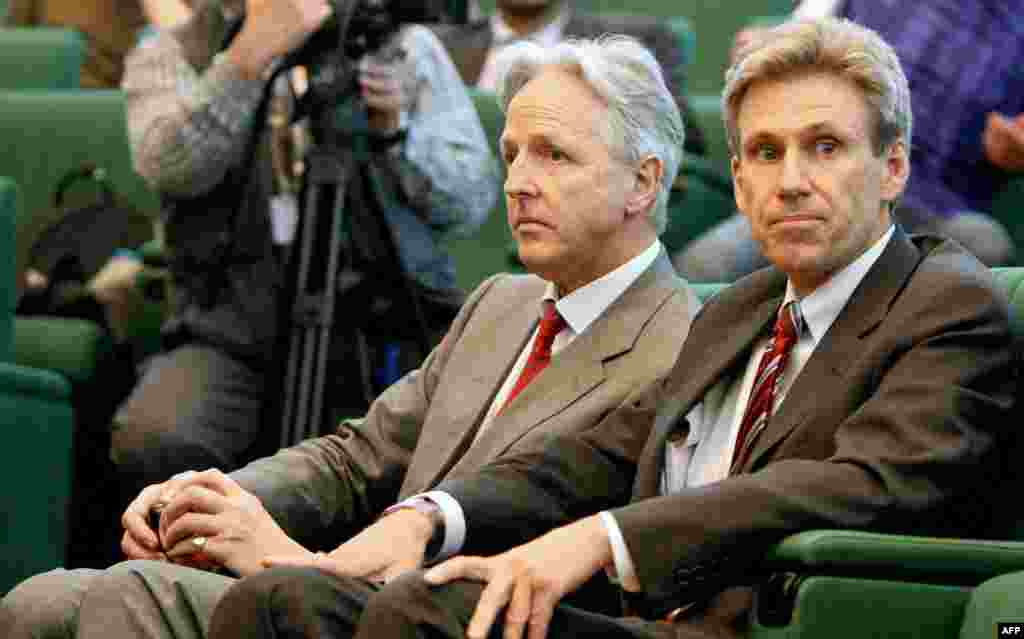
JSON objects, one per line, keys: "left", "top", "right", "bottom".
{"left": 211, "top": 566, "right": 357, "bottom": 635}
{"left": 363, "top": 570, "right": 484, "bottom": 631}
{"left": 109, "top": 420, "right": 230, "bottom": 487}
{"left": 1, "top": 569, "right": 100, "bottom": 639}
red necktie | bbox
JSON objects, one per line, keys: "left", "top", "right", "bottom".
{"left": 730, "top": 302, "right": 801, "bottom": 472}
{"left": 501, "top": 301, "right": 567, "bottom": 412}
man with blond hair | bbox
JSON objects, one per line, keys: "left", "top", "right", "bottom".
{"left": 278, "top": 17, "right": 1019, "bottom": 639}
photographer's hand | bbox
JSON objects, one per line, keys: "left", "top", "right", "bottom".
{"left": 227, "top": 0, "right": 333, "bottom": 80}
{"left": 359, "top": 53, "right": 413, "bottom": 134}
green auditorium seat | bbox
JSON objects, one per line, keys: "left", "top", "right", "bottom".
{"left": 0, "top": 27, "right": 85, "bottom": 90}
{"left": 687, "top": 268, "right": 1024, "bottom": 639}
{"left": 444, "top": 88, "right": 516, "bottom": 292}
{"left": 0, "top": 177, "right": 75, "bottom": 596}
{"left": 959, "top": 571, "right": 1024, "bottom": 639}
{"left": 0, "top": 89, "right": 159, "bottom": 383}
{"left": 990, "top": 177, "right": 1024, "bottom": 266}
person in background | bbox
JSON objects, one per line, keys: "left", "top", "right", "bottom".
{"left": 431, "top": 0, "right": 706, "bottom": 157}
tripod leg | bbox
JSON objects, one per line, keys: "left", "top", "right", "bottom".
{"left": 306, "top": 152, "right": 351, "bottom": 441}
{"left": 280, "top": 170, "right": 324, "bottom": 448}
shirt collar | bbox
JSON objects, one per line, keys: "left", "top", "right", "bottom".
{"left": 490, "top": 3, "right": 571, "bottom": 47}
{"left": 541, "top": 240, "right": 662, "bottom": 335}
{"left": 783, "top": 224, "right": 894, "bottom": 345}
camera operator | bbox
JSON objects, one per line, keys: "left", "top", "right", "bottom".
{"left": 83, "top": 0, "right": 497, "bottom": 566}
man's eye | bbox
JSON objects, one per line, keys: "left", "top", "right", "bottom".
{"left": 754, "top": 145, "right": 778, "bottom": 161}
{"left": 816, "top": 139, "right": 839, "bottom": 155}
{"left": 549, "top": 147, "right": 567, "bottom": 162}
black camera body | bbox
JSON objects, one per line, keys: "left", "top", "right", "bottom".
{"left": 288, "top": 0, "right": 447, "bottom": 65}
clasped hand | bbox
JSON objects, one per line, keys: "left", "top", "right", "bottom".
{"left": 121, "top": 469, "right": 310, "bottom": 577}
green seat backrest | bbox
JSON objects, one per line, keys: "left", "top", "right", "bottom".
{"left": 0, "top": 27, "right": 85, "bottom": 90}
{"left": 0, "top": 178, "right": 17, "bottom": 361}
{"left": 661, "top": 151, "right": 735, "bottom": 256}
{"left": 0, "top": 89, "right": 160, "bottom": 292}
{"left": 689, "top": 93, "right": 730, "bottom": 178}
{"left": 989, "top": 177, "right": 1024, "bottom": 266}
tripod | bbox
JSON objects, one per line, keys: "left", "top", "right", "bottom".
{"left": 277, "top": 86, "right": 438, "bottom": 448}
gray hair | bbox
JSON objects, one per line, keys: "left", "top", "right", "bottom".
{"left": 493, "top": 35, "right": 684, "bottom": 235}
{"left": 723, "top": 17, "right": 912, "bottom": 158}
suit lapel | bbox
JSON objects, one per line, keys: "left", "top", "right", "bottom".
{"left": 445, "top": 252, "right": 682, "bottom": 481}
{"left": 633, "top": 282, "right": 783, "bottom": 499}
{"left": 742, "top": 228, "right": 923, "bottom": 471}
{"left": 401, "top": 279, "right": 541, "bottom": 496}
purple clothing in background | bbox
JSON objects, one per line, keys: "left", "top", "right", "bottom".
{"left": 842, "top": 0, "right": 1024, "bottom": 217}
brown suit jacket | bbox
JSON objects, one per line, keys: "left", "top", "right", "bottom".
{"left": 231, "top": 250, "right": 700, "bottom": 550}
{"left": 430, "top": 11, "right": 706, "bottom": 156}
{"left": 605, "top": 230, "right": 1018, "bottom": 634}
{"left": 438, "top": 229, "right": 1017, "bottom": 636}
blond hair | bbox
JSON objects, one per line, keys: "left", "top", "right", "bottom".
{"left": 723, "top": 17, "right": 911, "bottom": 158}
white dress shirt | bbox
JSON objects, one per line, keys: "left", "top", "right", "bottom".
{"left": 475, "top": 4, "right": 571, "bottom": 91}
{"left": 403, "top": 240, "right": 664, "bottom": 561}
{"left": 601, "top": 225, "right": 895, "bottom": 589}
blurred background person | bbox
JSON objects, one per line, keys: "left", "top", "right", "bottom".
{"left": 431, "top": 0, "right": 707, "bottom": 157}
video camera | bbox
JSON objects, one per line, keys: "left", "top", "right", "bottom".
{"left": 276, "top": 0, "right": 448, "bottom": 66}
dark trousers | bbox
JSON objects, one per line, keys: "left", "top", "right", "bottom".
{"left": 208, "top": 567, "right": 716, "bottom": 639}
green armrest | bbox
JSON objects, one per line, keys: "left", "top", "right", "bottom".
{"left": 13, "top": 316, "right": 112, "bottom": 385}
{"left": 959, "top": 571, "right": 1024, "bottom": 639}
{"left": 0, "top": 360, "right": 73, "bottom": 596}
{"left": 766, "top": 530, "right": 1024, "bottom": 586}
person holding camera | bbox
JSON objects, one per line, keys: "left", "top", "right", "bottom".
{"left": 115, "top": 1, "right": 495, "bottom": 493}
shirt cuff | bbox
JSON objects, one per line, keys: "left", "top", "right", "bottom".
{"left": 599, "top": 510, "right": 641, "bottom": 592}
{"left": 397, "top": 491, "right": 466, "bottom": 562}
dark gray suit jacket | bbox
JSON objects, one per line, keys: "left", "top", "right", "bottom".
{"left": 231, "top": 251, "right": 700, "bottom": 550}
{"left": 443, "top": 230, "right": 1018, "bottom": 631}
{"left": 431, "top": 10, "right": 706, "bottom": 156}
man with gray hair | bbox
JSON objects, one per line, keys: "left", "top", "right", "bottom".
{"left": 1, "top": 34, "right": 700, "bottom": 639}
{"left": 290, "top": 16, "right": 1016, "bottom": 639}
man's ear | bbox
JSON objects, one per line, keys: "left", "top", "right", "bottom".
{"left": 731, "top": 154, "right": 750, "bottom": 214}
{"left": 625, "top": 156, "right": 663, "bottom": 218}
{"left": 880, "top": 139, "right": 910, "bottom": 203}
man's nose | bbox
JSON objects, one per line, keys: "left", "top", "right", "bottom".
{"left": 504, "top": 154, "right": 539, "bottom": 200}
{"left": 778, "top": 151, "right": 811, "bottom": 200}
